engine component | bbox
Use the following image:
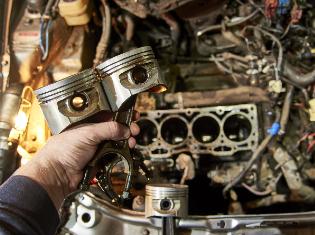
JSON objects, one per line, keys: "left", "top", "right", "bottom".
{"left": 145, "top": 184, "right": 188, "bottom": 235}
{"left": 0, "top": 0, "right": 13, "bottom": 92}
{"left": 0, "top": 85, "right": 22, "bottom": 182}
{"left": 11, "top": 8, "right": 71, "bottom": 84}
{"left": 26, "top": 0, "right": 46, "bottom": 13}
{"left": 273, "top": 147, "right": 315, "bottom": 203}
{"left": 11, "top": 9, "right": 42, "bottom": 84}
{"left": 176, "top": 153, "right": 195, "bottom": 184}
{"left": 137, "top": 104, "right": 259, "bottom": 157}
{"left": 58, "top": 0, "right": 92, "bottom": 26}
{"left": 35, "top": 46, "right": 166, "bottom": 134}
{"left": 309, "top": 99, "right": 315, "bottom": 122}
{"left": 164, "top": 87, "right": 269, "bottom": 108}
{"left": 61, "top": 192, "right": 315, "bottom": 235}
{"left": 113, "top": 0, "right": 195, "bottom": 18}
{"left": 93, "top": 0, "right": 111, "bottom": 66}
{"left": 50, "top": 26, "right": 96, "bottom": 81}
{"left": 8, "top": 0, "right": 315, "bottom": 234}
{"left": 145, "top": 184, "right": 188, "bottom": 218}
{"left": 36, "top": 46, "right": 167, "bottom": 205}
{"left": 284, "top": 61, "right": 315, "bottom": 87}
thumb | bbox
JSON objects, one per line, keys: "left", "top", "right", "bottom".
{"left": 79, "top": 121, "right": 131, "bottom": 144}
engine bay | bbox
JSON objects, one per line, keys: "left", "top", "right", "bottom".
{"left": 3, "top": 0, "right": 315, "bottom": 234}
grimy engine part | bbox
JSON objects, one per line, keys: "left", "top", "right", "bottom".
{"left": 136, "top": 104, "right": 259, "bottom": 157}
{"left": 0, "top": 85, "right": 22, "bottom": 182}
{"left": 35, "top": 46, "right": 167, "bottom": 203}
{"left": 63, "top": 191, "right": 315, "bottom": 235}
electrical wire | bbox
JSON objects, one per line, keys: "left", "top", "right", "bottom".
{"left": 211, "top": 55, "right": 234, "bottom": 74}
{"left": 242, "top": 26, "right": 283, "bottom": 75}
{"left": 223, "top": 109, "right": 281, "bottom": 196}
{"left": 280, "top": 22, "right": 292, "bottom": 39}
{"left": 39, "top": 19, "right": 52, "bottom": 61}
{"left": 39, "top": 0, "right": 59, "bottom": 61}
{"left": 197, "top": 9, "right": 260, "bottom": 37}
{"left": 210, "top": 55, "right": 246, "bottom": 84}
{"left": 241, "top": 183, "right": 272, "bottom": 196}
{"left": 281, "top": 77, "right": 310, "bottom": 103}
{"left": 93, "top": 0, "right": 111, "bottom": 66}
{"left": 248, "top": 0, "right": 265, "bottom": 16}
{"left": 2, "top": 0, "right": 12, "bottom": 55}
{"left": 223, "top": 134, "right": 273, "bottom": 196}
{"left": 279, "top": 85, "right": 294, "bottom": 135}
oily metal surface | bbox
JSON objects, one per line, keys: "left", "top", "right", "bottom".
{"left": 35, "top": 46, "right": 166, "bottom": 134}
{"left": 61, "top": 192, "right": 315, "bottom": 235}
{"left": 136, "top": 104, "right": 259, "bottom": 157}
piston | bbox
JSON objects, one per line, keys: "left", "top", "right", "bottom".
{"left": 145, "top": 184, "right": 188, "bottom": 218}
{"left": 35, "top": 46, "right": 167, "bottom": 205}
{"left": 145, "top": 184, "right": 188, "bottom": 235}
{"left": 35, "top": 46, "right": 166, "bottom": 134}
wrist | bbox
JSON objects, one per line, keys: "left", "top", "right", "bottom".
{"left": 15, "top": 154, "right": 70, "bottom": 209}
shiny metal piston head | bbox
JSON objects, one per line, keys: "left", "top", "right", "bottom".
{"left": 145, "top": 184, "right": 188, "bottom": 218}
{"left": 35, "top": 46, "right": 166, "bottom": 134}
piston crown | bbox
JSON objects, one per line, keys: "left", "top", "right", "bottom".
{"left": 34, "top": 46, "right": 167, "bottom": 135}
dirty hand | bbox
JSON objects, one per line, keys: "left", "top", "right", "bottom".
{"left": 15, "top": 113, "right": 140, "bottom": 209}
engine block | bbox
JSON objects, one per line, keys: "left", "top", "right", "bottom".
{"left": 136, "top": 104, "right": 259, "bottom": 157}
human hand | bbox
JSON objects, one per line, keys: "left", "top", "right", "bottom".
{"left": 15, "top": 112, "right": 140, "bottom": 209}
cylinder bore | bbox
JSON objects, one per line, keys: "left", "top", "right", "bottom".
{"left": 161, "top": 117, "right": 188, "bottom": 145}
{"left": 223, "top": 114, "right": 252, "bottom": 142}
{"left": 136, "top": 119, "right": 158, "bottom": 146}
{"left": 192, "top": 116, "right": 220, "bottom": 143}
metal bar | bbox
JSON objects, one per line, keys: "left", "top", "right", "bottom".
{"left": 162, "top": 217, "right": 176, "bottom": 235}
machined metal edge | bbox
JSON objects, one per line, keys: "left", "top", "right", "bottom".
{"left": 68, "top": 192, "right": 315, "bottom": 233}
{"left": 35, "top": 69, "right": 95, "bottom": 103}
{"left": 35, "top": 46, "right": 156, "bottom": 103}
{"left": 159, "top": 115, "right": 189, "bottom": 147}
{"left": 146, "top": 184, "right": 188, "bottom": 197}
{"left": 136, "top": 104, "right": 259, "bottom": 158}
{"left": 96, "top": 46, "right": 155, "bottom": 75}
